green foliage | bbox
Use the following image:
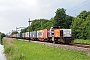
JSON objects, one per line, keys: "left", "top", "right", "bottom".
{"left": 0, "top": 32, "right": 5, "bottom": 39}
{"left": 21, "top": 27, "right": 27, "bottom": 33}
{"left": 77, "top": 10, "right": 90, "bottom": 19}
{"left": 54, "top": 8, "right": 74, "bottom": 28}
{"left": 86, "top": 14, "right": 90, "bottom": 39}
{"left": 54, "top": 8, "right": 66, "bottom": 28}
{"left": 11, "top": 31, "right": 18, "bottom": 34}
{"left": 65, "top": 15, "right": 74, "bottom": 28}
{"left": 42, "top": 22, "right": 52, "bottom": 29}
{"left": 3, "top": 39, "right": 25, "bottom": 60}
{"left": 1, "top": 33, "right": 5, "bottom": 38}
{"left": 25, "top": 18, "right": 53, "bottom": 32}
{"left": 71, "top": 10, "right": 90, "bottom": 39}
{"left": 74, "top": 39, "right": 90, "bottom": 44}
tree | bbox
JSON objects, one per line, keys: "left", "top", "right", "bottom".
{"left": 26, "top": 19, "right": 50, "bottom": 31}
{"left": 77, "top": 10, "right": 90, "bottom": 19}
{"left": 54, "top": 8, "right": 74, "bottom": 28}
{"left": 21, "top": 28, "right": 27, "bottom": 33}
{"left": 54, "top": 8, "right": 66, "bottom": 28}
{"left": 11, "top": 31, "right": 18, "bottom": 34}
{"left": 71, "top": 10, "right": 90, "bottom": 39}
{"left": 65, "top": 15, "right": 74, "bottom": 28}
{"left": 86, "top": 14, "right": 90, "bottom": 39}
{"left": 0, "top": 32, "right": 5, "bottom": 39}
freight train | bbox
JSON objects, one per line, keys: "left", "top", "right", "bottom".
{"left": 8, "top": 26, "right": 74, "bottom": 44}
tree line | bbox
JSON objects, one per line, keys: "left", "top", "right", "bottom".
{"left": 71, "top": 10, "right": 90, "bottom": 39}
{"left": 12, "top": 8, "right": 90, "bottom": 40}
{"left": 0, "top": 32, "right": 5, "bottom": 40}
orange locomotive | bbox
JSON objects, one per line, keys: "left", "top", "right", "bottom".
{"left": 51, "top": 26, "right": 74, "bottom": 44}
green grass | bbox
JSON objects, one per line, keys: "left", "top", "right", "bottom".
{"left": 74, "top": 39, "right": 90, "bottom": 44}
{"left": 4, "top": 39, "right": 90, "bottom": 60}
{"left": 3, "top": 39, "right": 25, "bottom": 60}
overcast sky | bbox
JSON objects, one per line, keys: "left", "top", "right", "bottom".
{"left": 0, "top": 0, "right": 90, "bottom": 34}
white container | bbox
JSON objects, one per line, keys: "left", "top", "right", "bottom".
{"left": 25, "top": 32, "right": 32, "bottom": 38}
{"left": 25, "top": 32, "right": 29, "bottom": 38}
{"left": 37, "top": 30, "right": 43, "bottom": 38}
{"left": 22, "top": 33, "right": 25, "bottom": 38}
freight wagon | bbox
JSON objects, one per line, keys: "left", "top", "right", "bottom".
{"left": 31, "top": 31, "right": 37, "bottom": 40}
{"left": 37, "top": 29, "right": 49, "bottom": 41}
{"left": 11, "top": 34, "right": 16, "bottom": 38}
{"left": 22, "top": 33, "right": 26, "bottom": 39}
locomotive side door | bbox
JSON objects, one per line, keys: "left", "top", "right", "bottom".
{"left": 60, "top": 30, "right": 63, "bottom": 39}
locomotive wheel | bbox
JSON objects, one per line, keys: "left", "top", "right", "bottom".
{"left": 53, "top": 40, "right": 58, "bottom": 44}
{"left": 53, "top": 40, "right": 56, "bottom": 44}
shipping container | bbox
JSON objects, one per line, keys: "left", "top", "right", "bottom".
{"left": 22, "top": 33, "right": 26, "bottom": 39}
{"left": 37, "top": 30, "right": 43, "bottom": 38}
{"left": 22, "top": 33, "right": 24, "bottom": 38}
{"left": 43, "top": 29, "right": 49, "bottom": 39}
{"left": 31, "top": 31, "right": 37, "bottom": 40}
{"left": 16, "top": 33, "right": 18, "bottom": 38}
{"left": 12, "top": 34, "right": 16, "bottom": 38}
{"left": 25, "top": 32, "right": 33, "bottom": 39}
{"left": 25, "top": 32, "right": 29, "bottom": 39}
{"left": 30, "top": 32, "right": 34, "bottom": 40}
{"left": 37, "top": 30, "right": 43, "bottom": 41}
{"left": 30, "top": 32, "right": 33, "bottom": 38}
{"left": 33, "top": 31, "right": 37, "bottom": 38}
{"left": 20, "top": 32, "right": 22, "bottom": 38}
{"left": 16, "top": 33, "right": 20, "bottom": 38}
{"left": 18, "top": 33, "right": 20, "bottom": 38}
{"left": 37, "top": 29, "right": 49, "bottom": 41}
{"left": 25, "top": 32, "right": 29, "bottom": 38}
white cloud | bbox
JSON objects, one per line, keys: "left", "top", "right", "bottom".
{"left": 0, "top": 0, "right": 89, "bottom": 34}
{"left": 23, "top": 0, "right": 37, "bottom": 6}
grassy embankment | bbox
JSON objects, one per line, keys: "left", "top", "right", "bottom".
{"left": 3, "top": 38, "right": 90, "bottom": 60}
{"left": 74, "top": 39, "right": 90, "bottom": 44}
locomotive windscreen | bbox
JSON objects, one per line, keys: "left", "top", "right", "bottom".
{"left": 63, "top": 29, "right": 71, "bottom": 37}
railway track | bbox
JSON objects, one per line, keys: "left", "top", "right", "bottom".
{"left": 18, "top": 39, "right": 90, "bottom": 48}
{"left": 34, "top": 40, "right": 90, "bottom": 48}
{"left": 71, "top": 43, "right": 90, "bottom": 48}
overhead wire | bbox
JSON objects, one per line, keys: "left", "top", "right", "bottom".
{"left": 67, "top": 0, "right": 90, "bottom": 14}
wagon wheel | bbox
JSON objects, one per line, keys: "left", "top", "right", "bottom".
{"left": 53, "top": 39, "right": 57, "bottom": 44}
